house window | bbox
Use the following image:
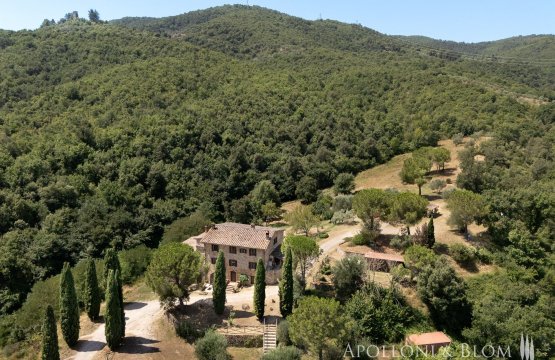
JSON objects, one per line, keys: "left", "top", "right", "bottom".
{"left": 211, "top": 244, "right": 219, "bottom": 252}
{"left": 248, "top": 262, "right": 257, "bottom": 270}
{"left": 211, "top": 258, "right": 216, "bottom": 264}
{"left": 229, "top": 246, "right": 237, "bottom": 254}
{"left": 239, "top": 248, "right": 247, "bottom": 254}
{"left": 273, "top": 238, "right": 277, "bottom": 245}
{"left": 249, "top": 248, "right": 257, "bottom": 256}
{"left": 250, "top": 276, "right": 255, "bottom": 284}
{"left": 229, "top": 259, "right": 237, "bottom": 267}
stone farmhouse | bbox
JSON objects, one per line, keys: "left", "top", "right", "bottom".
{"left": 184, "top": 223, "right": 285, "bottom": 285}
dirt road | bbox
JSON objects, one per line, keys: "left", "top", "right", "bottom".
{"left": 67, "top": 286, "right": 279, "bottom": 360}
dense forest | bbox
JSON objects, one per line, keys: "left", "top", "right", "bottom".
{"left": 0, "top": 5, "right": 553, "bottom": 355}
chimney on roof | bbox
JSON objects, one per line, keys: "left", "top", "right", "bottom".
{"left": 251, "top": 224, "right": 256, "bottom": 229}
{"left": 204, "top": 225, "right": 209, "bottom": 233}
{"left": 211, "top": 223, "right": 217, "bottom": 230}
{"left": 266, "top": 230, "right": 270, "bottom": 238}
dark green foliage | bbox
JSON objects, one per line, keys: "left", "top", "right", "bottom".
{"left": 0, "top": 5, "right": 549, "bottom": 317}
{"left": 279, "top": 247, "right": 294, "bottom": 318}
{"left": 212, "top": 251, "right": 226, "bottom": 315}
{"left": 194, "top": 330, "right": 229, "bottom": 360}
{"left": 59, "top": 263, "right": 79, "bottom": 347}
{"left": 103, "top": 248, "right": 124, "bottom": 337}
{"left": 253, "top": 258, "right": 266, "bottom": 320}
{"left": 333, "top": 173, "right": 355, "bottom": 195}
{"left": 426, "top": 217, "right": 435, "bottom": 248}
{"left": 389, "top": 192, "right": 428, "bottom": 234}
{"left": 464, "top": 272, "right": 555, "bottom": 359}
{"left": 277, "top": 320, "right": 290, "bottom": 346}
{"left": 417, "top": 256, "right": 471, "bottom": 334}
{"left": 345, "top": 283, "right": 413, "bottom": 343}
{"left": 118, "top": 245, "right": 153, "bottom": 284}
{"left": 0, "top": 10, "right": 553, "bottom": 353}
{"left": 288, "top": 296, "right": 351, "bottom": 360}
{"left": 146, "top": 243, "right": 203, "bottom": 306}
{"left": 261, "top": 346, "right": 302, "bottom": 360}
{"left": 449, "top": 243, "right": 476, "bottom": 266}
{"left": 282, "top": 235, "right": 319, "bottom": 290}
{"left": 161, "top": 211, "right": 211, "bottom": 244}
{"left": 88, "top": 9, "right": 100, "bottom": 22}
{"left": 104, "top": 270, "right": 122, "bottom": 350}
{"left": 295, "top": 176, "right": 319, "bottom": 204}
{"left": 83, "top": 258, "right": 100, "bottom": 321}
{"left": 103, "top": 249, "right": 121, "bottom": 287}
{"left": 331, "top": 255, "right": 367, "bottom": 300}
{"left": 312, "top": 194, "right": 333, "bottom": 220}
{"left": 400, "top": 156, "right": 431, "bottom": 195}
{"left": 41, "top": 305, "right": 59, "bottom": 360}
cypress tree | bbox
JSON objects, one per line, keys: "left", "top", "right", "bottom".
{"left": 83, "top": 258, "right": 101, "bottom": 321}
{"left": 41, "top": 305, "right": 60, "bottom": 360}
{"left": 59, "top": 262, "right": 80, "bottom": 347}
{"left": 279, "top": 247, "right": 294, "bottom": 318}
{"left": 103, "top": 248, "right": 124, "bottom": 337}
{"left": 427, "top": 217, "right": 435, "bottom": 248}
{"left": 103, "top": 248, "right": 121, "bottom": 287}
{"left": 253, "top": 258, "right": 266, "bottom": 320}
{"left": 105, "top": 269, "right": 122, "bottom": 350}
{"left": 117, "top": 270, "right": 125, "bottom": 339}
{"left": 212, "top": 250, "right": 226, "bottom": 315}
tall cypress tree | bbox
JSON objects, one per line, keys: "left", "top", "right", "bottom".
{"left": 83, "top": 258, "right": 100, "bottom": 321}
{"left": 212, "top": 250, "right": 226, "bottom": 315}
{"left": 117, "top": 270, "right": 125, "bottom": 339}
{"left": 253, "top": 258, "right": 266, "bottom": 320}
{"left": 427, "top": 217, "right": 435, "bottom": 248}
{"left": 105, "top": 269, "right": 122, "bottom": 350}
{"left": 103, "top": 248, "right": 121, "bottom": 287}
{"left": 41, "top": 305, "right": 60, "bottom": 360}
{"left": 280, "top": 247, "right": 293, "bottom": 318}
{"left": 103, "top": 248, "right": 124, "bottom": 337}
{"left": 59, "top": 262, "right": 80, "bottom": 347}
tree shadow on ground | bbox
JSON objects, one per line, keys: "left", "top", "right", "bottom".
{"left": 229, "top": 309, "right": 254, "bottom": 319}
{"left": 124, "top": 302, "right": 147, "bottom": 310}
{"left": 75, "top": 339, "right": 106, "bottom": 352}
{"left": 117, "top": 336, "right": 160, "bottom": 354}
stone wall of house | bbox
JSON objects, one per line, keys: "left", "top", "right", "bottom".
{"left": 198, "top": 228, "right": 285, "bottom": 285}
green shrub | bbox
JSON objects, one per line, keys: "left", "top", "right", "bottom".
{"left": 389, "top": 235, "right": 412, "bottom": 251}
{"left": 175, "top": 320, "right": 203, "bottom": 341}
{"left": 352, "top": 233, "right": 368, "bottom": 246}
{"left": 239, "top": 274, "right": 249, "bottom": 287}
{"left": 331, "top": 209, "right": 355, "bottom": 224}
{"left": 261, "top": 346, "right": 302, "bottom": 360}
{"left": 449, "top": 243, "right": 476, "bottom": 265}
{"left": 476, "top": 248, "right": 493, "bottom": 264}
{"left": 318, "top": 232, "right": 329, "bottom": 239}
{"left": 351, "top": 228, "right": 378, "bottom": 246}
{"left": 119, "top": 245, "right": 153, "bottom": 284}
{"left": 277, "top": 320, "right": 290, "bottom": 346}
{"left": 162, "top": 211, "right": 211, "bottom": 244}
{"left": 194, "top": 330, "right": 229, "bottom": 360}
{"left": 332, "top": 194, "right": 353, "bottom": 211}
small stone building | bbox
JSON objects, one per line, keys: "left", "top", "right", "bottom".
{"left": 184, "top": 223, "right": 284, "bottom": 285}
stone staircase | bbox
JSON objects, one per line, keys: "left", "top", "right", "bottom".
{"left": 263, "top": 319, "right": 277, "bottom": 353}
{"left": 225, "top": 282, "right": 236, "bottom": 293}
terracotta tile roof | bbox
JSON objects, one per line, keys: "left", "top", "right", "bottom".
{"left": 199, "top": 223, "right": 283, "bottom": 250}
{"left": 406, "top": 332, "right": 451, "bottom": 346}
{"left": 364, "top": 251, "right": 405, "bottom": 263}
